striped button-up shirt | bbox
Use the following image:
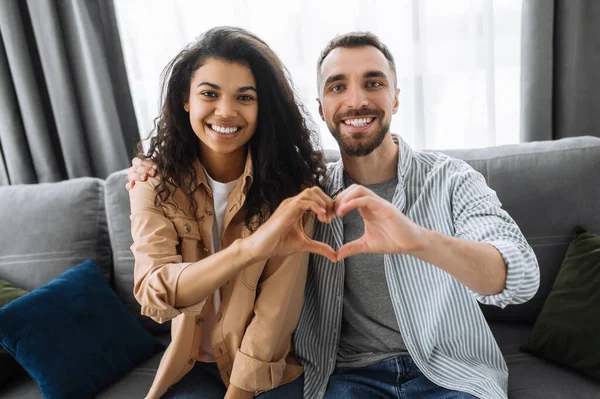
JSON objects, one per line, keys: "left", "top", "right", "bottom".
{"left": 294, "top": 136, "right": 540, "bottom": 399}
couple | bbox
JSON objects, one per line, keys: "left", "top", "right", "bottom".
{"left": 127, "top": 26, "right": 540, "bottom": 399}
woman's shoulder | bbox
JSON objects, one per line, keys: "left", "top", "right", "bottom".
{"left": 129, "top": 175, "right": 194, "bottom": 215}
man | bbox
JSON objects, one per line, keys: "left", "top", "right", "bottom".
{"left": 128, "top": 32, "right": 539, "bottom": 399}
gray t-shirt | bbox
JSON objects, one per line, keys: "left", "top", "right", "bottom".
{"left": 336, "top": 174, "right": 409, "bottom": 368}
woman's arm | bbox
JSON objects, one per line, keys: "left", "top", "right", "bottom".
{"left": 131, "top": 181, "right": 336, "bottom": 324}
{"left": 130, "top": 179, "right": 258, "bottom": 322}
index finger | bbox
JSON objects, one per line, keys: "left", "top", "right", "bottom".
{"left": 335, "top": 185, "right": 375, "bottom": 214}
{"left": 301, "top": 187, "right": 335, "bottom": 220}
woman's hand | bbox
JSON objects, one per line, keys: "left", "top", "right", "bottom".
{"left": 241, "top": 187, "right": 337, "bottom": 263}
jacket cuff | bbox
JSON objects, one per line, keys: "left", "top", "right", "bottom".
{"left": 139, "top": 262, "right": 200, "bottom": 323}
{"left": 229, "top": 349, "right": 286, "bottom": 392}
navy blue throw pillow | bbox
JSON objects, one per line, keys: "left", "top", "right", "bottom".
{"left": 0, "top": 260, "right": 164, "bottom": 399}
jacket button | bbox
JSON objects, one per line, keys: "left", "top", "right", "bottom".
{"left": 184, "top": 224, "right": 190, "bottom": 233}
{"left": 203, "top": 248, "right": 209, "bottom": 253}
{"left": 196, "top": 318, "right": 204, "bottom": 325}
{"left": 206, "top": 209, "right": 212, "bottom": 215}
{"left": 188, "top": 359, "right": 194, "bottom": 364}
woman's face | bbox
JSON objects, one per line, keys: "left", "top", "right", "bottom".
{"left": 184, "top": 58, "right": 258, "bottom": 159}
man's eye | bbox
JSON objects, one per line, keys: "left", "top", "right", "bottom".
{"left": 331, "top": 85, "right": 345, "bottom": 92}
{"left": 367, "top": 81, "right": 382, "bottom": 88}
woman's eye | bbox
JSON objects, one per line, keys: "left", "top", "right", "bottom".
{"left": 239, "top": 95, "right": 255, "bottom": 101}
{"left": 201, "top": 91, "right": 217, "bottom": 98}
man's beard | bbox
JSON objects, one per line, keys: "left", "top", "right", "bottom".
{"left": 327, "top": 108, "right": 390, "bottom": 157}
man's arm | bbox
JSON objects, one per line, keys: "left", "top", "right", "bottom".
{"left": 408, "top": 230, "right": 507, "bottom": 295}
{"left": 335, "top": 166, "right": 539, "bottom": 304}
{"left": 334, "top": 184, "right": 508, "bottom": 295}
{"left": 446, "top": 161, "right": 540, "bottom": 306}
{"left": 125, "top": 157, "right": 157, "bottom": 190}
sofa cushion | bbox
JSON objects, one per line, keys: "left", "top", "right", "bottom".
{"left": 489, "top": 321, "right": 600, "bottom": 398}
{"left": 522, "top": 228, "right": 600, "bottom": 381}
{"left": 0, "top": 178, "right": 112, "bottom": 289}
{"left": 0, "top": 279, "right": 27, "bottom": 388}
{"left": 0, "top": 333, "right": 169, "bottom": 399}
{"left": 0, "top": 260, "right": 164, "bottom": 399}
{"left": 105, "top": 170, "right": 170, "bottom": 334}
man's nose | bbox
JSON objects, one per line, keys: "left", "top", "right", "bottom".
{"left": 344, "top": 85, "right": 369, "bottom": 109}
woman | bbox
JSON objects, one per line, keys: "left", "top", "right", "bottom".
{"left": 129, "top": 27, "right": 336, "bottom": 399}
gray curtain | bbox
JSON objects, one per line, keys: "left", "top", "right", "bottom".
{"left": 520, "top": 0, "right": 600, "bottom": 142}
{"left": 0, "top": 0, "right": 139, "bottom": 185}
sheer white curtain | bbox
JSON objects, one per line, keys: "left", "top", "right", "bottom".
{"left": 115, "top": 0, "right": 522, "bottom": 150}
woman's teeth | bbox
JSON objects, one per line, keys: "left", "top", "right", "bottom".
{"left": 343, "top": 118, "right": 374, "bottom": 127}
{"left": 210, "top": 124, "right": 239, "bottom": 134}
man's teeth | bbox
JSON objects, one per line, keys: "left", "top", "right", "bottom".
{"left": 211, "top": 125, "right": 239, "bottom": 134}
{"left": 343, "top": 118, "right": 373, "bottom": 127}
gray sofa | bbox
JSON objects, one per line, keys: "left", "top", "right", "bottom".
{"left": 1, "top": 136, "right": 599, "bottom": 398}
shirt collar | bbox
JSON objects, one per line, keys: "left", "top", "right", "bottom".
{"left": 326, "top": 134, "right": 413, "bottom": 197}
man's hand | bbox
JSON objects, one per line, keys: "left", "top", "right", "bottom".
{"left": 125, "top": 157, "right": 157, "bottom": 190}
{"left": 241, "top": 187, "right": 337, "bottom": 263}
{"left": 224, "top": 384, "right": 254, "bottom": 399}
{"left": 334, "top": 184, "right": 427, "bottom": 260}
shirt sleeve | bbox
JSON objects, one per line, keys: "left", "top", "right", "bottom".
{"left": 450, "top": 159, "right": 540, "bottom": 308}
{"left": 129, "top": 179, "right": 207, "bottom": 323}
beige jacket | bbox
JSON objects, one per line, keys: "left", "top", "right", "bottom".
{"left": 129, "top": 152, "right": 307, "bottom": 398}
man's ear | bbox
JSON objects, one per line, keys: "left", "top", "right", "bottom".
{"left": 317, "top": 99, "right": 324, "bottom": 121}
{"left": 392, "top": 88, "right": 400, "bottom": 114}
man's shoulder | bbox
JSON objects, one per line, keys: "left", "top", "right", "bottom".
{"left": 411, "top": 149, "right": 474, "bottom": 178}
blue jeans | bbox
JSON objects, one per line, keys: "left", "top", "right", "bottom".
{"left": 161, "top": 361, "right": 303, "bottom": 399}
{"left": 324, "top": 356, "right": 477, "bottom": 399}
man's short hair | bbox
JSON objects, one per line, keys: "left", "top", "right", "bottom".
{"left": 317, "top": 32, "right": 397, "bottom": 89}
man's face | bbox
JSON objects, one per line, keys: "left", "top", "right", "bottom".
{"left": 318, "top": 46, "right": 399, "bottom": 157}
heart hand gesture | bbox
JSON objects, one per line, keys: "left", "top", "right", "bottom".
{"left": 243, "top": 187, "right": 337, "bottom": 263}
{"left": 334, "top": 184, "right": 426, "bottom": 260}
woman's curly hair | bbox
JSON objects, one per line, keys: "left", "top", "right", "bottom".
{"left": 140, "top": 26, "right": 327, "bottom": 230}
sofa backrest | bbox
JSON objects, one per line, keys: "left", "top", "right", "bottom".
{"left": 0, "top": 178, "right": 112, "bottom": 290}
{"left": 105, "top": 136, "right": 600, "bottom": 326}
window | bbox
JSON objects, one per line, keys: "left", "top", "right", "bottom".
{"left": 115, "top": 0, "right": 522, "bottom": 150}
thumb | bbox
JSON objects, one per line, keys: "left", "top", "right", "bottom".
{"left": 302, "top": 239, "right": 338, "bottom": 263}
{"left": 336, "top": 238, "right": 369, "bottom": 260}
